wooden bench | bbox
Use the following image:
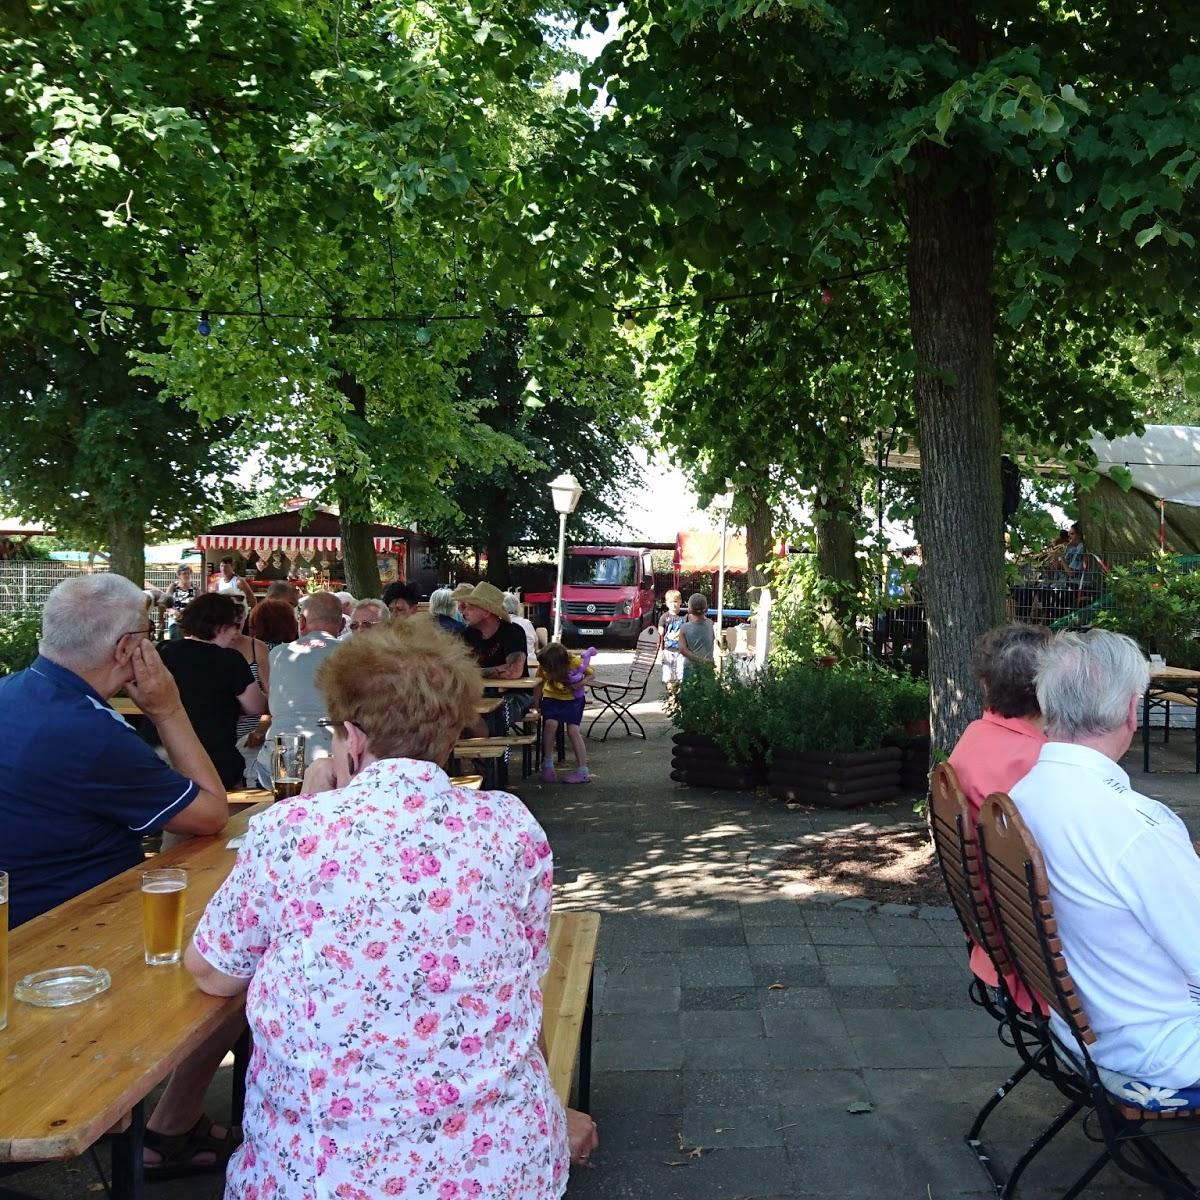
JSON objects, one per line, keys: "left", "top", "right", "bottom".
{"left": 542, "top": 911, "right": 601, "bottom": 1108}
{"left": 449, "top": 774, "right": 484, "bottom": 790}
{"left": 451, "top": 734, "right": 537, "bottom": 786}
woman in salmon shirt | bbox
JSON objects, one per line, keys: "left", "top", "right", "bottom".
{"left": 948, "top": 622, "right": 1050, "bottom": 1011}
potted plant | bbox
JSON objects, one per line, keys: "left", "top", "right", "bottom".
{"left": 665, "top": 665, "right": 767, "bottom": 789}
{"left": 759, "top": 665, "right": 927, "bottom": 808}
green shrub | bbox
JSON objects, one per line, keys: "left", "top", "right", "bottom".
{"left": 664, "top": 663, "right": 770, "bottom": 765}
{"left": 0, "top": 607, "right": 42, "bottom": 676}
{"left": 667, "top": 659, "right": 930, "bottom": 760}
{"left": 1090, "top": 555, "right": 1200, "bottom": 669}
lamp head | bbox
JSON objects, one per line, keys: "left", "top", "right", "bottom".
{"left": 711, "top": 482, "right": 736, "bottom": 514}
{"left": 549, "top": 472, "right": 584, "bottom": 515}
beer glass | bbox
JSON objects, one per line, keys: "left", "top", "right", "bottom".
{"left": 272, "top": 734, "right": 306, "bottom": 800}
{"left": 141, "top": 868, "right": 187, "bottom": 965}
{"left": 0, "top": 872, "right": 8, "bottom": 1030}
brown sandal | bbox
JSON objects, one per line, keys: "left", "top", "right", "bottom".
{"left": 142, "top": 1113, "right": 231, "bottom": 1179}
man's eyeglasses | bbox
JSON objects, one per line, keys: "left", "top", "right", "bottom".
{"left": 348, "top": 621, "right": 381, "bottom": 631}
{"left": 115, "top": 623, "right": 154, "bottom": 646}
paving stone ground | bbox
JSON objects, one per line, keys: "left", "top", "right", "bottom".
{"left": 6, "top": 649, "right": 1200, "bottom": 1199}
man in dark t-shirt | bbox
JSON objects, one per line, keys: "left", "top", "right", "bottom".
{"left": 461, "top": 581, "right": 530, "bottom": 730}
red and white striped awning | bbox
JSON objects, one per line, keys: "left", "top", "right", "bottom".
{"left": 195, "top": 535, "right": 403, "bottom": 555}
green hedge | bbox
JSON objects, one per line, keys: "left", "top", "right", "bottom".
{"left": 666, "top": 661, "right": 930, "bottom": 764}
{"left": 0, "top": 607, "right": 42, "bottom": 676}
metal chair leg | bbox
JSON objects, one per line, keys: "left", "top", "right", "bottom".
{"left": 999, "top": 1099, "right": 1084, "bottom": 1200}
{"left": 967, "top": 1059, "right": 1033, "bottom": 1143}
{"left": 1059, "top": 1144, "right": 1114, "bottom": 1200}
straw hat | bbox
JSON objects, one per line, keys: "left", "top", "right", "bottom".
{"left": 450, "top": 582, "right": 475, "bottom": 602}
{"left": 461, "top": 581, "right": 509, "bottom": 621}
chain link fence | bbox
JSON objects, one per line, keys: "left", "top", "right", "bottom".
{"left": 0, "top": 562, "right": 178, "bottom": 619}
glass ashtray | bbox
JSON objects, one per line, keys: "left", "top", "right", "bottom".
{"left": 15, "top": 965, "right": 112, "bottom": 1007}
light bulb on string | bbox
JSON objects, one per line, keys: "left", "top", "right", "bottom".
{"left": 197, "top": 311, "right": 211, "bottom": 337}
{"left": 415, "top": 316, "right": 431, "bottom": 345}
{"left": 619, "top": 308, "right": 636, "bottom": 330}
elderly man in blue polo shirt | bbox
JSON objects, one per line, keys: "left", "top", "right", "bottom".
{"left": 0, "top": 573, "right": 235, "bottom": 1174}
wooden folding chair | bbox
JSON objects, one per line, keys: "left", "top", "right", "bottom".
{"left": 928, "top": 765, "right": 1055, "bottom": 1192}
{"left": 979, "top": 791, "right": 1200, "bottom": 1200}
{"left": 585, "top": 628, "right": 659, "bottom": 742}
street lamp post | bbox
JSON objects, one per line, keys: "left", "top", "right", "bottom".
{"left": 549, "top": 472, "right": 583, "bottom": 643}
{"left": 711, "top": 484, "right": 735, "bottom": 659}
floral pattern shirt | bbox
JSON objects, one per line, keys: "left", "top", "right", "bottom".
{"left": 193, "top": 758, "right": 567, "bottom": 1200}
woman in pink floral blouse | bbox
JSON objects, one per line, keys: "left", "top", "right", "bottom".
{"left": 186, "top": 620, "right": 597, "bottom": 1199}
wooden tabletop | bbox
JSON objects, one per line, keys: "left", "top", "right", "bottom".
{"left": 0, "top": 804, "right": 267, "bottom": 1162}
{"left": 1150, "top": 666, "right": 1200, "bottom": 684}
{"left": 482, "top": 677, "right": 538, "bottom": 690}
{"left": 115, "top": 698, "right": 502, "bottom": 718}
{"left": 0, "top": 799, "right": 582, "bottom": 1160}
{"left": 109, "top": 696, "right": 141, "bottom": 716}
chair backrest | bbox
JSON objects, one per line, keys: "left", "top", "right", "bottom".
{"left": 629, "top": 627, "right": 659, "bottom": 682}
{"left": 977, "top": 792, "right": 1097, "bottom": 1045}
{"left": 928, "top": 763, "right": 1015, "bottom": 978}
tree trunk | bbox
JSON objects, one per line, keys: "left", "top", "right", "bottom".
{"left": 745, "top": 490, "right": 774, "bottom": 596}
{"left": 905, "top": 148, "right": 1004, "bottom": 751}
{"left": 482, "top": 487, "right": 512, "bottom": 585}
{"left": 814, "top": 487, "right": 862, "bottom": 651}
{"left": 332, "top": 372, "right": 381, "bottom": 599}
{"left": 106, "top": 515, "right": 145, "bottom": 584}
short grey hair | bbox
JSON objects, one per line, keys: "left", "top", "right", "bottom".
{"left": 351, "top": 598, "right": 388, "bottom": 622}
{"left": 335, "top": 591, "right": 356, "bottom": 605}
{"left": 501, "top": 591, "right": 520, "bottom": 616}
{"left": 1036, "top": 629, "right": 1150, "bottom": 741}
{"left": 428, "top": 588, "right": 457, "bottom": 618}
{"left": 40, "top": 573, "right": 148, "bottom": 671}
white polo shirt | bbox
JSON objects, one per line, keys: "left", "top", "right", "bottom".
{"left": 1010, "top": 742, "right": 1200, "bottom": 1087}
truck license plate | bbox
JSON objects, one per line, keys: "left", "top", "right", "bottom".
{"left": 580, "top": 627, "right": 604, "bottom": 635}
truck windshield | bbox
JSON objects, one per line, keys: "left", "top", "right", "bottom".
{"left": 566, "top": 555, "right": 638, "bottom": 586}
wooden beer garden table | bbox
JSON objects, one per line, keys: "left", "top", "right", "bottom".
{"left": 0, "top": 796, "right": 584, "bottom": 1197}
{"left": 0, "top": 802, "right": 268, "bottom": 1198}
{"left": 113, "top": 697, "right": 505, "bottom": 716}
{"left": 1143, "top": 665, "right": 1200, "bottom": 773}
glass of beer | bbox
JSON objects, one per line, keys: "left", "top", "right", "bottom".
{"left": 0, "top": 871, "right": 8, "bottom": 1031}
{"left": 141, "top": 868, "right": 187, "bottom": 966}
{"left": 272, "top": 734, "right": 306, "bottom": 800}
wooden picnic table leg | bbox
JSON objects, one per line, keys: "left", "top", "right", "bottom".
{"left": 577, "top": 971, "right": 594, "bottom": 1113}
{"left": 1143, "top": 691, "right": 1152, "bottom": 774}
{"left": 109, "top": 1099, "right": 144, "bottom": 1200}
{"left": 231, "top": 1026, "right": 252, "bottom": 1133}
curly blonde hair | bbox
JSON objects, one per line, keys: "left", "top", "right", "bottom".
{"left": 315, "top": 619, "right": 482, "bottom": 764}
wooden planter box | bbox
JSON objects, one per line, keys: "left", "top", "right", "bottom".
{"left": 883, "top": 733, "right": 933, "bottom": 792}
{"left": 670, "top": 732, "right": 765, "bottom": 790}
{"left": 766, "top": 746, "right": 903, "bottom": 809}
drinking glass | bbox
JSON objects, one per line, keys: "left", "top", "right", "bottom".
{"left": 272, "top": 734, "right": 307, "bottom": 800}
{"left": 141, "top": 868, "right": 187, "bottom": 966}
{"left": 0, "top": 872, "right": 8, "bottom": 1030}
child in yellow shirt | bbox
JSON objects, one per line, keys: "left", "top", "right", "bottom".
{"left": 534, "top": 643, "right": 595, "bottom": 784}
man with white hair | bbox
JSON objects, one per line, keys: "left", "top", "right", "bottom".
{"left": 1010, "top": 629, "right": 1200, "bottom": 1088}
{"left": 0, "top": 573, "right": 228, "bottom": 923}
{"left": 0, "top": 572, "right": 234, "bottom": 1171}
{"left": 254, "top": 590, "right": 344, "bottom": 785}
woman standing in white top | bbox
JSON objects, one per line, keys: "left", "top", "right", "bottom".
{"left": 210, "top": 555, "right": 257, "bottom": 611}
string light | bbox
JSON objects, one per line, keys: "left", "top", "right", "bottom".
{"left": 0, "top": 264, "right": 898, "bottom": 334}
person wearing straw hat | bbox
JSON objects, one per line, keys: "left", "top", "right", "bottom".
{"left": 462, "top": 582, "right": 533, "bottom": 728}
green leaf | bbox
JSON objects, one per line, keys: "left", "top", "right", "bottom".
{"left": 1055, "top": 161, "right": 1072, "bottom": 184}
{"left": 1135, "top": 223, "right": 1162, "bottom": 248}
{"left": 1007, "top": 293, "right": 1033, "bottom": 327}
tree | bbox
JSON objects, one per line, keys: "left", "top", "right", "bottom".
{"left": 0, "top": 322, "right": 240, "bottom": 582}
{"left": 544, "top": 0, "right": 1199, "bottom": 745}
{"left": 421, "top": 314, "right": 641, "bottom": 582}
{"left": 1, "top": 0, "right": 580, "bottom": 595}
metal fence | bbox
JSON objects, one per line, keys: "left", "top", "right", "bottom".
{"left": 0, "top": 561, "right": 178, "bottom": 618}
